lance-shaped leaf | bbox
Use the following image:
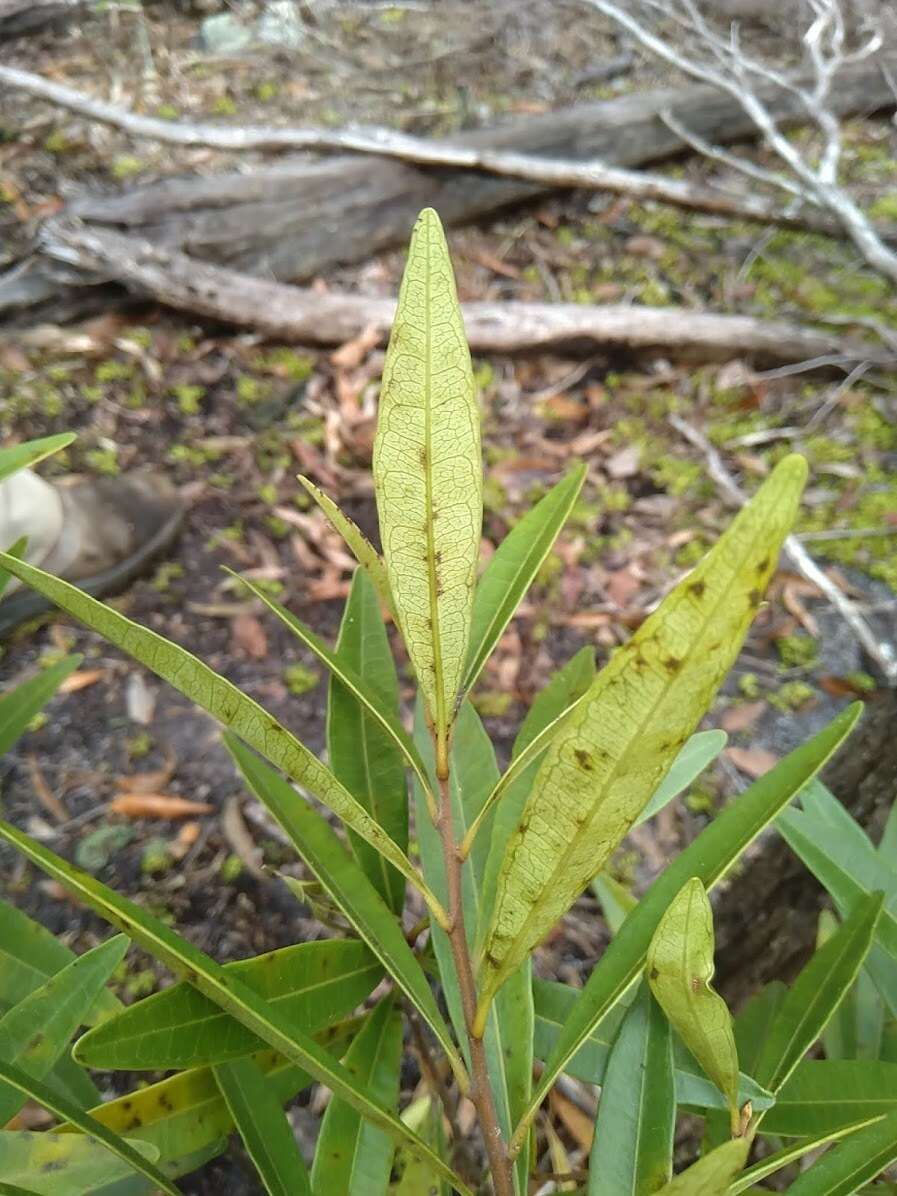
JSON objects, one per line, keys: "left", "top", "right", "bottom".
{"left": 226, "top": 735, "right": 465, "bottom": 1087}
{"left": 0, "top": 820, "right": 469, "bottom": 1194}
{"left": 75, "top": 939, "right": 380, "bottom": 1069}
{"left": 532, "top": 978, "right": 772, "bottom": 1113}
{"left": 214, "top": 1056, "right": 311, "bottom": 1196}
{"left": 0, "top": 898, "right": 121, "bottom": 1023}
{"left": 232, "top": 569, "right": 433, "bottom": 822}
{"left": 328, "top": 568, "right": 409, "bottom": 911}
{"left": 0, "top": 1130, "right": 161, "bottom": 1195}
{"left": 68, "top": 1021, "right": 362, "bottom": 1179}
{"left": 785, "top": 1107, "right": 897, "bottom": 1195}
{"left": 0, "top": 656, "right": 82, "bottom": 757}
{"left": 0, "top": 434, "right": 75, "bottom": 484}
{"left": 647, "top": 879, "right": 739, "bottom": 1132}
{"left": 752, "top": 893, "right": 882, "bottom": 1101}
{"left": 311, "top": 997, "right": 402, "bottom": 1196}
{"left": 479, "top": 646, "right": 595, "bottom": 927}
{"left": 818, "top": 910, "right": 884, "bottom": 1062}
{"left": 634, "top": 730, "right": 728, "bottom": 829}
{"left": 0, "top": 551, "right": 445, "bottom": 927}
{"left": 373, "top": 207, "right": 482, "bottom": 771}
{"left": 588, "top": 984, "right": 675, "bottom": 1196}
{"left": 0, "top": 537, "right": 26, "bottom": 601}
{"left": 0, "top": 936, "right": 129, "bottom": 1127}
{"left": 761, "top": 1060, "right": 897, "bottom": 1136}
{"left": 478, "top": 455, "right": 807, "bottom": 1020}
{"left": 297, "top": 475, "right": 394, "bottom": 617}
{"left": 463, "top": 463, "right": 586, "bottom": 693}
{"left": 654, "top": 1139, "right": 749, "bottom": 1195}
{"left": 512, "top": 703, "right": 861, "bottom": 1156}
{"left": 728, "top": 1119, "right": 885, "bottom": 1195}
{"left": 0, "top": 1061, "right": 178, "bottom": 1196}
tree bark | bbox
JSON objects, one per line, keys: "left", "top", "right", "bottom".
{"left": 26, "top": 219, "right": 890, "bottom": 371}
{"left": 714, "top": 692, "right": 897, "bottom": 1009}
{"left": 2, "top": 57, "right": 893, "bottom": 321}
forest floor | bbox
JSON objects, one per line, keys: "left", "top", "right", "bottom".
{"left": 1, "top": 1, "right": 896, "bottom": 1188}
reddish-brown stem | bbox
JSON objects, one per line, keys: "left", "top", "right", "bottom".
{"left": 437, "top": 772, "right": 515, "bottom": 1196}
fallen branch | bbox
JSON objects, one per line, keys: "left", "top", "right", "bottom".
{"left": 669, "top": 412, "right": 897, "bottom": 685}
{"left": 34, "top": 219, "right": 896, "bottom": 374}
{"left": 1, "top": 64, "right": 893, "bottom": 243}
{"left": 0, "top": 0, "right": 84, "bottom": 40}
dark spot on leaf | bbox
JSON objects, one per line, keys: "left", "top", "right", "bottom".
{"left": 688, "top": 579, "right": 706, "bottom": 598}
{"left": 757, "top": 556, "right": 770, "bottom": 574}
{"left": 574, "top": 749, "right": 593, "bottom": 771}
{"left": 663, "top": 656, "right": 682, "bottom": 674}
{"left": 749, "top": 589, "right": 762, "bottom": 607}
{"left": 649, "top": 967, "right": 659, "bottom": 980}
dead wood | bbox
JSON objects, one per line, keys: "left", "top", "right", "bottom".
{"left": 2, "top": 57, "right": 894, "bottom": 322}
{"left": 0, "top": 0, "right": 84, "bottom": 40}
{"left": 31, "top": 219, "right": 891, "bottom": 372}
{"left": 2, "top": 63, "right": 894, "bottom": 244}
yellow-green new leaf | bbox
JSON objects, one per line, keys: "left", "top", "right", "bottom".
{"left": 477, "top": 455, "right": 806, "bottom": 1019}
{"left": 373, "top": 207, "right": 481, "bottom": 772}
{"left": 297, "top": 476, "right": 395, "bottom": 618}
{"left": 647, "top": 879, "right": 740, "bottom": 1132}
{"left": 654, "top": 1139, "right": 748, "bottom": 1195}
{"left": 0, "top": 551, "right": 445, "bottom": 928}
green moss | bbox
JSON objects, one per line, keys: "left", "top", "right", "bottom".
{"left": 126, "top": 732, "right": 153, "bottom": 759}
{"left": 84, "top": 447, "right": 120, "bottom": 476}
{"left": 43, "top": 129, "right": 74, "bottom": 154}
{"left": 473, "top": 360, "right": 496, "bottom": 392}
{"left": 255, "top": 81, "right": 280, "bottom": 102}
{"left": 211, "top": 95, "right": 237, "bottom": 117}
{"left": 870, "top": 194, "right": 897, "bottom": 221}
{"left": 482, "top": 476, "right": 507, "bottom": 515}
{"left": 738, "top": 672, "right": 761, "bottom": 699}
{"left": 220, "top": 854, "right": 244, "bottom": 883}
{"left": 258, "top": 347, "right": 314, "bottom": 382}
{"left": 151, "top": 562, "right": 184, "bottom": 592}
{"left": 265, "top": 514, "right": 290, "bottom": 539}
{"left": 769, "top": 680, "right": 815, "bottom": 711}
{"left": 111, "top": 155, "right": 145, "bottom": 180}
{"left": 283, "top": 663, "right": 320, "bottom": 696}
{"left": 675, "top": 538, "right": 709, "bottom": 568}
{"left": 776, "top": 633, "right": 818, "bottom": 668}
{"left": 847, "top": 671, "right": 877, "bottom": 693}
{"left": 171, "top": 384, "right": 205, "bottom": 415}
{"left": 141, "top": 839, "right": 173, "bottom": 875}
{"left": 95, "top": 360, "right": 135, "bottom": 384}
{"left": 236, "top": 374, "right": 269, "bottom": 405}
{"left": 685, "top": 787, "right": 717, "bottom": 814}
{"left": 156, "top": 104, "right": 180, "bottom": 120}
{"left": 650, "top": 456, "right": 705, "bottom": 498}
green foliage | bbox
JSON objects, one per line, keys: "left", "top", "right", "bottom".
{"left": 0, "top": 215, "right": 892, "bottom": 1195}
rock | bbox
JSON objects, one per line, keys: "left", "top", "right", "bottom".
{"left": 256, "top": 0, "right": 303, "bottom": 48}
{"left": 199, "top": 12, "right": 252, "bottom": 53}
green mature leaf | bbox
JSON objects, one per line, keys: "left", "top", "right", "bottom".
{"left": 479, "top": 455, "right": 807, "bottom": 1020}
{"left": 513, "top": 703, "right": 862, "bottom": 1156}
{"left": 0, "top": 899, "right": 121, "bottom": 1023}
{"left": 0, "top": 820, "right": 469, "bottom": 1194}
{"left": 647, "top": 879, "right": 740, "bottom": 1130}
{"left": 214, "top": 1056, "right": 311, "bottom": 1196}
{"left": 311, "top": 998, "right": 402, "bottom": 1196}
{"left": 0, "top": 435, "right": 75, "bottom": 485}
{"left": 762, "top": 1061, "right": 897, "bottom": 1136}
{"left": 413, "top": 699, "right": 533, "bottom": 1195}
{"left": 233, "top": 569, "right": 433, "bottom": 822}
{"left": 753, "top": 893, "right": 882, "bottom": 1099}
{"left": 728, "top": 1119, "right": 885, "bottom": 1195}
{"left": 69, "top": 1021, "right": 362, "bottom": 1177}
{"left": 0, "top": 936, "right": 128, "bottom": 1126}
{"left": 0, "top": 551, "right": 446, "bottom": 927}
{"left": 655, "top": 1139, "right": 749, "bottom": 1194}
{"left": 0, "top": 656, "right": 82, "bottom": 757}
{"left": 588, "top": 984, "right": 675, "bottom": 1196}
{"left": 226, "top": 736, "right": 465, "bottom": 1088}
{"left": 0, "top": 1062, "right": 178, "bottom": 1196}
{"left": 75, "top": 939, "right": 380, "bottom": 1069}
{"left": 0, "top": 1131, "right": 159, "bottom": 1195}
{"left": 531, "top": 979, "right": 773, "bottom": 1113}
{"left": 479, "top": 646, "right": 595, "bottom": 927}
{"left": 592, "top": 873, "right": 638, "bottom": 936}
{"left": 373, "top": 206, "right": 482, "bottom": 768}
{"left": 635, "top": 731, "right": 728, "bottom": 829}
{"left": 297, "top": 476, "right": 394, "bottom": 617}
{"left": 0, "top": 1181, "right": 38, "bottom": 1195}
{"left": 389, "top": 1096, "right": 450, "bottom": 1196}
{"left": 328, "top": 568, "right": 408, "bottom": 911}
{"left": 463, "top": 464, "right": 586, "bottom": 692}
{"left": 0, "top": 537, "right": 27, "bottom": 600}
{"left": 786, "top": 1108, "right": 897, "bottom": 1195}
{"left": 778, "top": 804, "right": 897, "bottom": 962}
